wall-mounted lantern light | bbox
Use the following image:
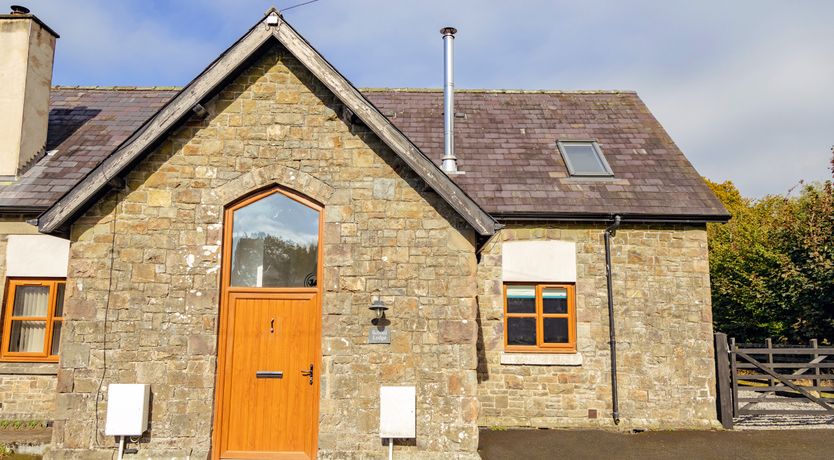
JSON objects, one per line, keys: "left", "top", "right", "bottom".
{"left": 369, "top": 298, "right": 388, "bottom": 326}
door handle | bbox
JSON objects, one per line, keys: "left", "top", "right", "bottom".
{"left": 300, "top": 364, "right": 314, "bottom": 385}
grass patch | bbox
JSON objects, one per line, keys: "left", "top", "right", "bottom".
{"left": 0, "top": 421, "right": 46, "bottom": 431}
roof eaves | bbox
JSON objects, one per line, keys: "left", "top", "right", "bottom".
{"left": 0, "top": 205, "right": 48, "bottom": 215}
{"left": 492, "top": 211, "right": 731, "bottom": 224}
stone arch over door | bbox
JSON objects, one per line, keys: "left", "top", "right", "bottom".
{"left": 215, "top": 164, "right": 335, "bottom": 208}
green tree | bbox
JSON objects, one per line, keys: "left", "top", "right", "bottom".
{"left": 776, "top": 181, "right": 834, "bottom": 340}
{"left": 706, "top": 179, "right": 794, "bottom": 341}
{"left": 706, "top": 166, "right": 834, "bottom": 343}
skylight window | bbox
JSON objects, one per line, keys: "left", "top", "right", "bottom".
{"left": 557, "top": 141, "right": 613, "bottom": 177}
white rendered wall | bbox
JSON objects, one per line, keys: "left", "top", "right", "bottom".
{"left": 6, "top": 234, "right": 70, "bottom": 278}
{"left": 0, "top": 17, "right": 56, "bottom": 176}
{"left": 502, "top": 240, "right": 576, "bottom": 282}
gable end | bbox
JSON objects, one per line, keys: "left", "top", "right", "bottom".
{"left": 37, "top": 11, "right": 496, "bottom": 236}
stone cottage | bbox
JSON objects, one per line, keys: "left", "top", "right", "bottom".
{"left": 0, "top": 7, "right": 728, "bottom": 460}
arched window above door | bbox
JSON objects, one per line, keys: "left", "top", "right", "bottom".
{"left": 229, "top": 188, "right": 320, "bottom": 288}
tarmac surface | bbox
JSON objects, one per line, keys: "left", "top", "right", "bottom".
{"left": 479, "top": 428, "right": 834, "bottom": 460}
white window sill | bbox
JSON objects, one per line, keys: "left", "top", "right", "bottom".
{"left": 500, "top": 352, "right": 583, "bottom": 366}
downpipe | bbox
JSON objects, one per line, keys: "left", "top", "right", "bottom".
{"left": 604, "top": 215, "right": 622, "bottom": 425}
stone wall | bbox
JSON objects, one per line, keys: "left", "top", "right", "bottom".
{"left": 477, "top": 224, "right": 718, "bottom": 429}
{"left": 0, "top": 219, "right": 58, "bottom": 422}
{"left": 50, "top": 46, "right": 479, "bottom": 459}
{"left": 0, "top": 363, "right": 57, "bottom": 421}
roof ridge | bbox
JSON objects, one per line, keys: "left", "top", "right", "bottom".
{"left": 52, "top": 85, "right": 182, "bottom": 91}
{"left": 50, "top": 85, "right": 636, "bottom": 94}
{"left": 359, "top": 88, "right": 637, "bottom": 94}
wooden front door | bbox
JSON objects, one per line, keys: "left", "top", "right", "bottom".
{"left": 213, "top": 187, "right": 323, "bottom": 460}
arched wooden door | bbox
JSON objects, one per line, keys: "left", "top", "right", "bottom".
{"left": 212, "top": 186, "right": 322, "bottom": 459}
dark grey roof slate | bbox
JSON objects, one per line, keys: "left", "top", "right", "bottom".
{"left": 0, "top": 86, "right": 728, "bottom": 220}
{"left": 0, "top": 87, "right": 177, "bottom": 209}
{"left": 364, "top": 89, "right": 728, "bottom": 219}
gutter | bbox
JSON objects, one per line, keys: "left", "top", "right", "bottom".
{"left": 0, "top": 206, "right": 48, "bottom": 215}
{"left": 604, "top": 215, "right": 622, "bottom": 425}
{"left": 491, "top": 212, "right": 730, "bottom": 224}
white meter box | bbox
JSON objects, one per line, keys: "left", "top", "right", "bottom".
{"left": 105, "top": 384, "right": 150, "bottom": 436}
{"left": 379, "top": 386, "right": 415, "bottom": 438}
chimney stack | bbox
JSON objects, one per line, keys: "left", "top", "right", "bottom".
{"left": 0, "top": 5, "right": 58, "bottom": 178}
{"left": 440, "top": 26, "right": 460, "bottom": 174}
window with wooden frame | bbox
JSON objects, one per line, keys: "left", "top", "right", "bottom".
{"left": 1, "top": 279, "right": 65, "bottom": 362}
{"left": 504, "top": 283, "right": 576, "bottom": 353}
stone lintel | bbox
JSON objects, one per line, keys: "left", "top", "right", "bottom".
{"left": 0, "top": 362, "right": 59, "bottom": 375}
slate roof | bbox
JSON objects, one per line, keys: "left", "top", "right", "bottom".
{"left": 0, "top": 87, "right": 177, "bottom": 209}
{"left": 1, "top": 86, "right": 728, "bottom": 221}
{"left": 365, "top": 89, "right": 728, "bottom": 220}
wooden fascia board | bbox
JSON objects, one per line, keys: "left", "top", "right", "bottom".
{"left": 38, "top": 14, "right": 496, "bottom": 236}
{"left": 37, "top": 22, "right": 273, "bottom": 234}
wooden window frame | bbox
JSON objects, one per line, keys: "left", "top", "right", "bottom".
{"left": 0, "top": 278, "right": 65, "bottom": 362}
{"left": 503, "top": 282, "right": 576, "bottom": 353}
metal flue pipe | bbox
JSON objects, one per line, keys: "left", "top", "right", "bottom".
{"left": 440, "top": 26, "right": 458, "bottom": 174}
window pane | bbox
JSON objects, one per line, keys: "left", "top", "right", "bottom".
{"left": 543, "top": 317, "right": 569, "bottom": 344}
{"left": 51, "top": 321, "right": 62, "bottom": 355}
{"left": 563, "top": 144, "right": 609, "bottom": 174}
{"left": 506, "top": 285, "right": 536, "bottom": 313}
{"left": 507, "top": 317, "right": 537, "bottom": 346}
{"left": 231, "top": 192, "right": 319, "bottom": 288}
{"left": 8, "top": 321, "right": 46, "bottom": 353}
{"left": 12, "top": 286, "right": 49, "bottom": 317}
{"left": 542, "top": 288, "right": 568, "bottom": 314}
{"left": 55, "top": 284, "right": 65, "bottom": 317}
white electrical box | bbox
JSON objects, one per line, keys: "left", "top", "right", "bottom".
{"left": 105, "top": 384, "right": 150, "bottom": 436}
{"left": 379, "top": 386, "right": 416, "bottom": 438}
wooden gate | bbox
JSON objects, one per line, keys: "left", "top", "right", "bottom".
{"left": 714, "top": 333, "right": 834, "bottom": 429}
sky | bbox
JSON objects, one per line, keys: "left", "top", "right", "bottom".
{"left": 22, "top": 0, "right": 834, "bottom": 198}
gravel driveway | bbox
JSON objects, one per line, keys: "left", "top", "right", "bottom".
{"left": 733, "top": 390, "right": 834, "bottom": 430}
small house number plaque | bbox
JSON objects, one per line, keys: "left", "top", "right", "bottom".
{"left": 368, "top": 326, "right": 391, "bottom": 344}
